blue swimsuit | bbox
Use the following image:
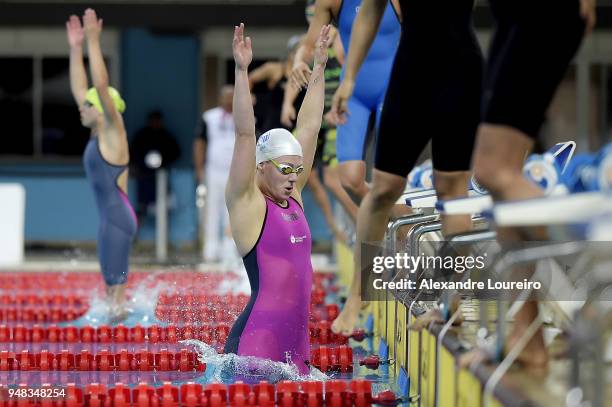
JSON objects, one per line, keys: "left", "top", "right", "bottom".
{"left": 335, "top": 0, "right": 401, "bottom": 162}
{"left": 83, "top": 137, "right": 137, "bottom": 286}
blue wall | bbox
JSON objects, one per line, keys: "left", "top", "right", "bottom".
{"left": 0, "top": 165, "right": 97, "bottom": 241}
{"left": 121, "top": 29, "right": 200, "bottom": 243}
{"left": 121, "top": 28, "right": 200, "bottom": 169}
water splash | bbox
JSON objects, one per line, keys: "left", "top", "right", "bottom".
{"left": 66, "top": 295, "right": 111, "bottom": 327}
{"left": 182, "top": 340, "right": 328, "bottom": 384}
{"left": 66, "top": 273, "right": 168, "bottom": 327}
{"left": 122, "top": 274, "right": 169, "bottom": 327}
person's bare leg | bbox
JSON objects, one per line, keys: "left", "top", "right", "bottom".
{"left": 323, "top": 165, "right": 358, "bottom": 222}
{"left": 338, "top": 160, "right": 369, "bottom": 202}
{"left": 473, "top": 125, "right": 540, "bottom": 201}
{"left": 434, "top": 170, "right": 472, "bottom": 236}
{"left": 307, "top": 167, "right": 347, "bottom": 244}
{"left": 106, "top": 283, "right": 128, "bottom": 324}
{"left": 471, "top": 124, "right": 548, "bottom": 370}
{"left": 331, "top": 169, "right": 406, "bottom": 335}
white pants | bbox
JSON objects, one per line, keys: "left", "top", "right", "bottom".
{"left": 203, "top": 169, "right": 231, "bottom": 262}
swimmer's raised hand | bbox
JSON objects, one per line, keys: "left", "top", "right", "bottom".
{"left": 323, "top": 110, "right": 337, "bottom": 127}
{"left": 290, "top": 61, "right": 311, "bottom": 91}
{"left": 83, "top": 8, "right": 103, "bottom": 40}
{"left": 233, "top": 23, "right": 252, "bottom": 71}
{"left": 290, "top": 25, "right": 330, "bottom": 90}
{"left": 281, "top": 102, "right": 296, "bottom": 128}
{"left": 313, "top": 25, "right": 331, "bottom": 67}
{"left": 66, "top": 15, "right": 84, "bottom": 48}
{"left": 330, "top": 79, "right": 354, "bottom": 125}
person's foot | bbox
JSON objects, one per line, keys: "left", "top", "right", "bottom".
{"left": 410, "top": 308, "right": 445, "bottom": 331}
{"left": 410, "top": 298, "right": 463, "bottom": 331}
{"left": 458, "top": 346, "right": 490, "bottom": 369}
{"left": 108, "top": 303, "right": 129, "bottom": 325}
{"left": 331, "top": 294, "right": 362, "bottom": 336}
{"left": 390, "top": 204, "right": 413, "bottom": 221}
{"left": 506, "top": 325, "right": 549, "bottom": 371}
{"left": 105, "top": 284, "right": 129, "bottom": 325}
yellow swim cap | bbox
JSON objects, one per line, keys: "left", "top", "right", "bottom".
{"left": 86, "top": 87, "right": 126, "bottom": 114}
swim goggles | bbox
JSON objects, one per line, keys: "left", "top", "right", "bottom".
{"left": 270, "top": 159, "right": 304, "bottom": 175}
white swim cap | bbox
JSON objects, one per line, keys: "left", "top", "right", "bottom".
{"left": 256, "top": 128, "right": 303, "bottom": 165}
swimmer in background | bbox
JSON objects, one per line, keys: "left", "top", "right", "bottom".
{"left": 291, "top": 0, "right": 401, "bottom": 203}
{"left": 281, "top": 0, "right": 359, "bottom": 224}
{"left": 224, "top": 23, "right": 329, "bottom": 375}
{"left": 67, "top": 9, "right": 136, "bottom": 323}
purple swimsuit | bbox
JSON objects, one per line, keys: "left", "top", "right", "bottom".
{"left": 224, "top": 196, "right": 313, "bottom": 375}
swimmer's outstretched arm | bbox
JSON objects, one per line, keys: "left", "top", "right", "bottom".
{"left": 294, "top": 25, "right": 330, "bottom": 192}
{"left": 226, "top": 23, "right": 257, "bottom": 206}
{"left": 248, "top": 62, "right": 275, "bottom": 90}
{"left": 331, "top": 0, "right": 387, "bottom": 121}
{"left": 83, "top": 9, "right": 123, "bottom": 128}
{"left": 291, "top": 0, "right": 333, "bottom": 89}
{"left": 281, "top": 63, "right": 302, "bottom": 127}
{"left": 66, "top": 15, "right": 87, "bottom": 106}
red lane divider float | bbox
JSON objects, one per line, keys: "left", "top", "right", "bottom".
{"left": 0, "top": 271, "right": 335, "bottom": 292}
{"left": 155, "top": 306, "right": 338, "bottom": 326}
{"left": 0, "top": 296, "right": 336, "bottom": 325}
{"left": 0, "top": 272, "right": 233, "bottom": 292}
{"left": 0, "top": 271, "right": 334, "bottom": 289}
{"left": 155, "top": 309, "right": 237, "bottom": 325}
{"left": 156, "top": 294, "right": 249, "bottom": 309}
{"left": 309, "top": 304, "right": 340, "bottom": 323}
{"left": 1, "top": 322, "right": 355, "bottom": 346}
{"left": 1, "top": 323, "right": 351, "bottom": 346}
{"left": 310, "top": 346, "right": 353, "bottom": 373}
{"left": 0, "top": 309, "right": 87, "bottom": 324}
{"left": 309, "top": 320, "right": 368, "bottom": 346}
{"left": 0, "top": 325, "right": 230, "bottom": 345}
{"left": 0, "top": 296, "right": 88, "bottom": 308}
{"left": 0, "top": 346, "right": 353, "bottom": 374}
{"left": 0, "top": 379, "right": 378, "bottom": 407}
{"left": 358, "top": 354, "right": 393, "bottom": 370}
{"left": 0, "top": 349, "right": 205, "bottom": 372}
{"left": 309, "top": 321, "right": 347, "bottom": 346}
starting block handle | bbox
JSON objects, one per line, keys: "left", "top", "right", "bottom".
{"left": 435, "top": 195, "right": 493, "bottom": 215}
{"left": 491, "top": 191, "right": 611, "bottom": 226}
{"left": 408, "top": 190, "right": 482, "bottom": 210}
{"left": 397, "top": 188, "right": 435, "bottom": 204}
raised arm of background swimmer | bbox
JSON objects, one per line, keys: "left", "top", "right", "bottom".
{"left": 66, "top": 15, "right": 87, "bottom": 106}
{"left": 83, "top": 9, "right": 122, "bottom": 128}
{"left": 226, "top": 23, "right": 257, "bottom": 204}
{"left": 291, "top": 0, "right": 333, "bottom": 89}
{"left": 280, "top": 72, "right": 300, "bottom": 127}
{"left": 248, "top": 62, "right": 275, "bottom": 90}
{"left": 330, "top": 0, "right": 387, "bottom": 124}
{"left": 294, "top": 25, "right": 330, "bottom": 191}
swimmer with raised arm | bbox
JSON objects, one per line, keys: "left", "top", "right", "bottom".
{"left": 223, "top": 23, "right": 329, "bottom": 375}
{"left": 67, "top": 9, "right": 136, "bottom": 323}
